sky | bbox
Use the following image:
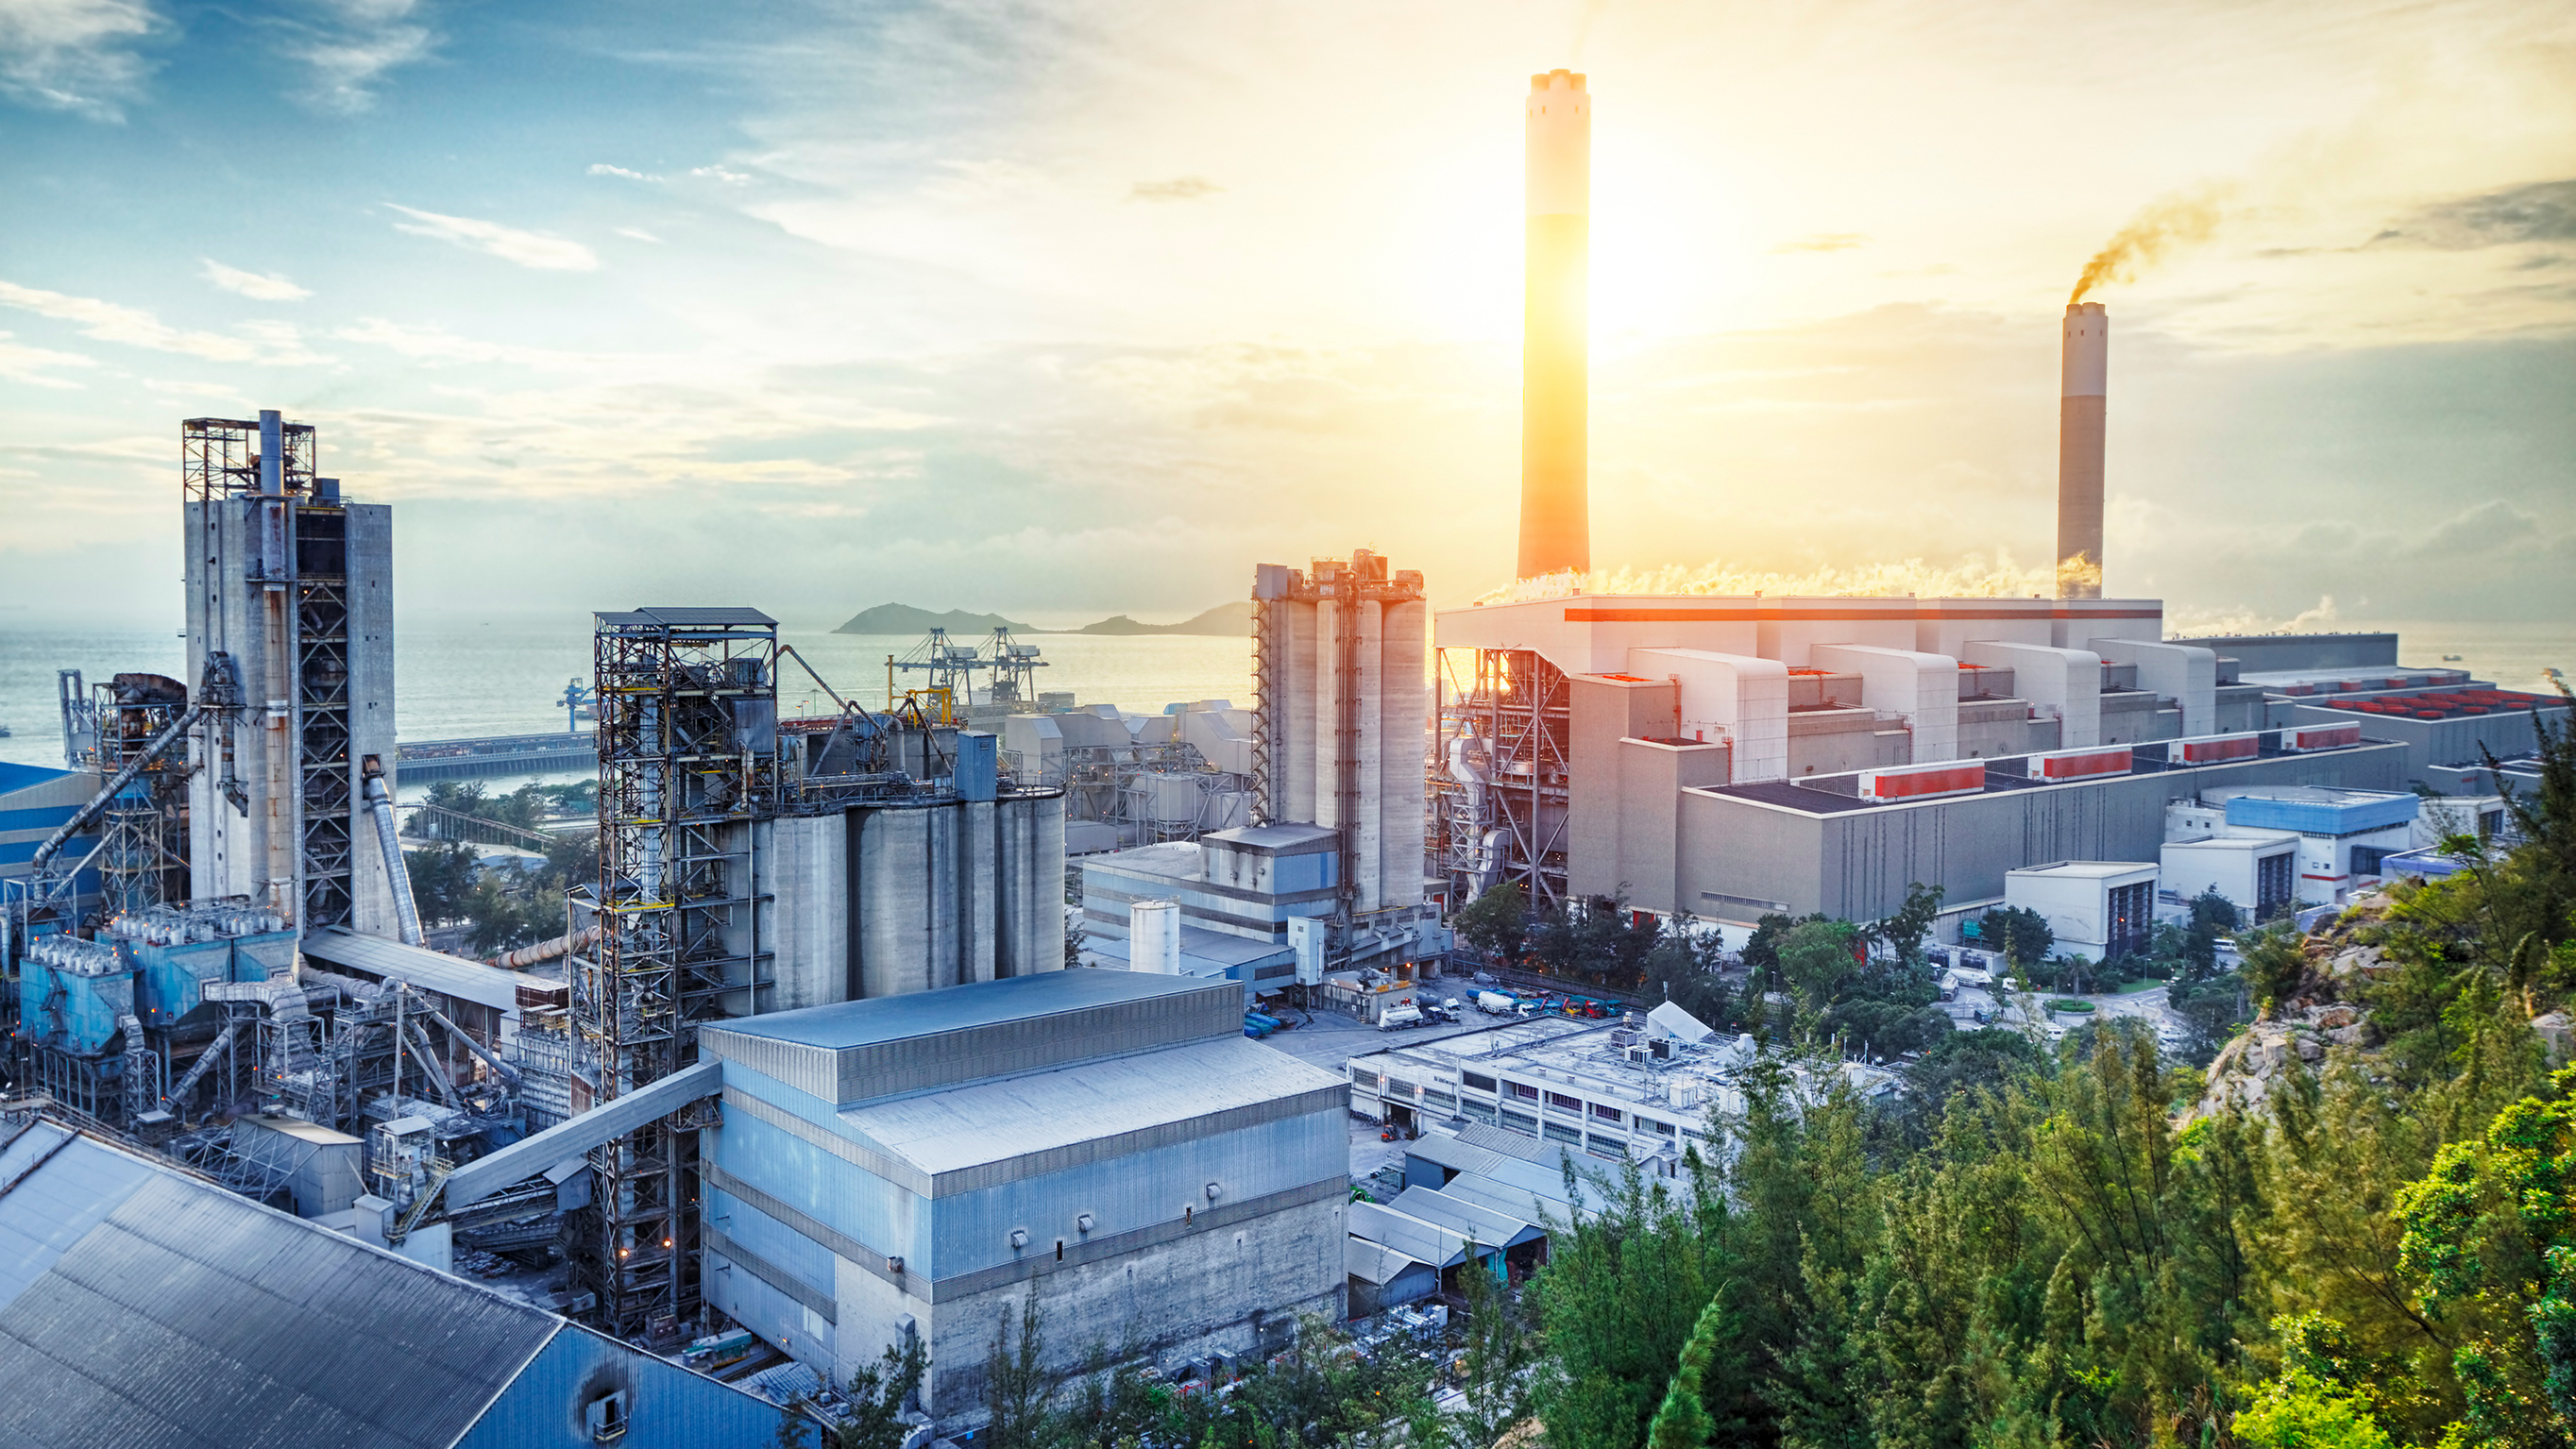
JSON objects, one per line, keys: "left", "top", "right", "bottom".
{"left": 0, "top": 0, "right": 2570, "bottom": 632}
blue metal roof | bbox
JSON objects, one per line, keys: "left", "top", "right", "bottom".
{"left": 0, "top": 762, "right": 73, "bottom": 797}
{"left": 707, "top": 967, "right": 1224, "bottom": 1051}
{"left": 2225, "top": 789, "right": 2418, "bottom": 836}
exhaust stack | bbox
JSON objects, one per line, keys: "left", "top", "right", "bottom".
{"left": 2056, "top": 302, "right": 2108, "bottom": 598}
{"left": 1517, "top": 69, "right": 1589, "bottom": 580}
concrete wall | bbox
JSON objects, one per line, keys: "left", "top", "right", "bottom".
{"left": 844, "top": 796, "right": 1063, "bottom": 999}
{"left": 2286, "top": 700, "right": 2571, "bottom": 780}
{"left": 1811, "top": 644, "right": 1960, "bottom": 763}
{"left": 1381, "top": 598, "right": 1431, "bottom": 911}
{"left": 2192, "top": 633, "right": 2399, "bottom": 673}
{"left": 2095, "top": 639, "right": 2216, "bottom": 738}
{"left": 767, "top": 813, "right": 849, "bottom": 1011}
{"left": 1568, "top": 675, "right": 1675, "bottom": 901}
{"left": 1629, "top": 648, "right": 1788, "bottom": 782}
{"left": 346, "top": 503, "right": 399, "bottom": 937}
{"left": 1675, "top": 740, "right": 2409, "bottom": 924}
{"left": 1966, "top": 642, "right": 2101, "bottom": 750}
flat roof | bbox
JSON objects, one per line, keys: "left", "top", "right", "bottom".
{"left": 593, "top": 605, "right": 776, "bottom": 628}
{"left": 710, "top": 967, "right": 1223, "bottom": 1051}
{"left": 2008, "top": 860, "right": 2158, "bottom": 879}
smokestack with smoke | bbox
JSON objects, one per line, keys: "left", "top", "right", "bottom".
{"left": 2056, "top": 302, "right": 2108, "bottom": 598}
{"left": 1517, "top": 69, "right": 1590, "bottom": 580}
{"left": 2070, "top": 186, "right": 2229, "bottom": 304}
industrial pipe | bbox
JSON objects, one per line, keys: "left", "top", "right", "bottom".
{"left": 491, "top": 922, "right": 602, "bottom": 970}
{"left": 364, "top": 765, "right": 425, "bottom": 947}
{"left": 30, "top": 702, "right": 205, "bottom": 875}
{"left": 417, "top": 1000, "right": 525, "bottom": 1089}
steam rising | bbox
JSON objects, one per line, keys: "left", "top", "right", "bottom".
{"left": 2070, "top": 185, "right": 2232, "bottom": 303}
{"left": 1483, "top": 552, "right": 2060, "bottom": 605}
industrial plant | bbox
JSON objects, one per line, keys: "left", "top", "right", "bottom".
{"left": 0, "top": 60, "right": 2564, "bottom": 1449}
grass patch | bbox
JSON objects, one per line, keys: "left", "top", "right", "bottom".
{"left": 2047, "top": 999, "right": 2097, "bottom": 1014}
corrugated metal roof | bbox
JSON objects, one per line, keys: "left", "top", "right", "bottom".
{"left": 1388, "top": 1186, "right": 1541, "bottom": 1247}
{"left": 838, "top": 1036, "right": 1345, "bottom": 1178}
{"left": 708, "top": 969, "right": 1227, "bottom": 1051}
{"left": 1346, "top": 1237, "right": 1428, "bottom": 1286}
{"left": 1436, "top": 1169, "right": 1598, "bottom": 1226}
{"left": 1347, "top": 1200, "right": 1479, "bottom": 1270}
{"left": 0, "top": 1128, "right": 564, "bottom": 1449}
{"left": 301, "top": 927, "right": 527, "bottom": 1013}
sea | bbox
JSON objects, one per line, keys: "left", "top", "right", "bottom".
{"left": 0, "top": 619, "right": 1255, "bottom": 791}
{"left": 2, "top": 615, "right": 2567, "bottom": 784}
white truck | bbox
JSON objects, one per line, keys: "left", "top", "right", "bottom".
{"left": 1377, "top": 1004, "right": 1426, "bottom": 1032}
{"left": 1476, "top": 990, "right": 1525, "bottom": 1017}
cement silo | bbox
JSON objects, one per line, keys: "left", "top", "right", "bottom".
{"left": 1251, "top": 550, "right": 1430, "bottom": 916}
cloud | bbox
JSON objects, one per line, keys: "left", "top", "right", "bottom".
{"left": 0, "top": 278, "right": 332, "bottom": 362}
{"left": 689, "top": 164, "right": 751, "bottom": 184}
{"left": 384, "top": 204, "right": 599, "bottom": 271}
{"left": 199, "top": 258, "right": 312, "bottom": 301}
{"left": 589, "top": 162, "right": 660, "bottom": 181}
{"left": 614, "top": 227, "right": 662, "bottom": 244}
{"left": 0, "top": 0, "right": 158, "bottom": 120}
{"left": 0, "top": 330, "right": 98, "bottom": 388}
{"left": 286, "top": 0, "right": 432, "bottom": 113}
{"left": 2373, "top": 178, "right": 2576, "bottom": 251}
{"left": 1128, "top": 176, "right": 1222, "bottom": 203}
{"left": 1773, "top": 233, "right": 1866, "bottom": 254}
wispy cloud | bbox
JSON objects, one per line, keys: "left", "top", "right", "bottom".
{"left": 613, "top": 227, "right": 662, "bottom": 244}
{"left": 2372, "top": 178, "right": 2576, "bottom": 251}
{"left": 287, "top": 0, "right": 433, "bottom": 113}
{"left": 1773, "top": 232, "right": 1867, "bottom": 254}
{"left": 1128, "top": 176, "right": 1221, "bottom": 203}
{"left": 0, "top": 279, "right": 332, "bottom": 362}
{"left": 200, "top": 258, "right": 312, "bottom": 301}
{"left": 385, "top": 204, "right": 599, "bottom": 271}
{"left": 589, "top": 162, "right": 660, "bottom": 181}
{"left": 0, "top": 330, "right": 99, "bottom": 388}
{"left": 0, "top": 0, "right": 159, "bottom": 120}
{"left": 689, "top": 164, "right": 751, "bottom": 184}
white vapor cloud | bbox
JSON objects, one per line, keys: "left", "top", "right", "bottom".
{"left": 689, "top": 164, "right": 750, "bottom": 184}
{"left": 0, "top": 0, "right": 158, "bottom": 120}
{"left": 384, "top": 204, "right": 599, "bottom": 271}
{"left": 200, "top": 258, "right": 312, "bottom": 301}
{"left": 589, "top": 162, "right": 660, "bottom": 181}
{"left": 0, "top": 278, "right": 333, "bottom": 362}
{"left": 613, "top": 227, "right": 662, "bottom": 243}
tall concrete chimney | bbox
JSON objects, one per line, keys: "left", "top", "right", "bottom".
{"left": 2056, "top": 302, "right": 2108, "bottom": 599}
{"left": 1517, "top": 69, "right": 1589, "bottom": 581}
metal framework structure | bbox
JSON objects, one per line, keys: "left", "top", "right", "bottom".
{"left": 1430, "top": 648, "right": 1572, "bottom": 910}
{"left": 87, "top": 677, "right": 192, "bottom": 920}
{"left": 180, "top": 415, "right": 356, "bottom": 931}
{"left": 574, "top": 607, "right": 779, "bottom": 1341}
{"left": 1250, "top": 582, "right": 1280, "bottom": 825}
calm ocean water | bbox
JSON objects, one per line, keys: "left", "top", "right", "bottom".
{"left": 0, "top": 618, "right": 1254, "bottom": 777}
{"left": 2, "top": 615, "right": 2565, "bottom": 776}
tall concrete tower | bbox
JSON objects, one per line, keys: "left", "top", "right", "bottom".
{"left": 2056, "top": 302, "right": 2108, "bottom": 598}
{"left": 1517, "top": 69, "right": 1590, "bottom": 581}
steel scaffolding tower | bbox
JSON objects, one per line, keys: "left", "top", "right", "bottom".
{"left": 573, "top": 607, "right": 779, "bottom": 1341}
{"left": 1430, "top": 648, "right": 1571, "bottom": 911}
{"left": 90, "top": 677, "right": 191, "bottom": 919}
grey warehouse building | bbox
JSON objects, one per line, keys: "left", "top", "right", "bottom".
{"left": 694, "top": 969, "right": 1350, "bottom": 1423}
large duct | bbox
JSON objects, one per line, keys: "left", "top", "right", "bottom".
{"left": 2056, "top": 302, "right": 2108, "bottom": 599}
{"left": 1517, "top": 69, "right": 1590, "bottom": 580}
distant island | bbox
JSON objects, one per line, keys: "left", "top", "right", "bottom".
{"left": 834, "top": 601, "right": 1252, "bottom": 637}
{"left": 834, "top": 604, "right": 1037, "bottom": 635}
{"left": 1069, "top": 602, "right": 1252, "bottom": 636}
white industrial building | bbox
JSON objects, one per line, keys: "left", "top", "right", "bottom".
{"left": 690, "top": 969, "right": 1349, "bottom": 1423}
{"left": 2001, "top": 861, "right": 2158, "bottom": 964}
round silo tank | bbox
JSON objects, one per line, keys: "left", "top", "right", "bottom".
{"left": 1128, "top": 899, "right": 1181, "bottom": 974}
